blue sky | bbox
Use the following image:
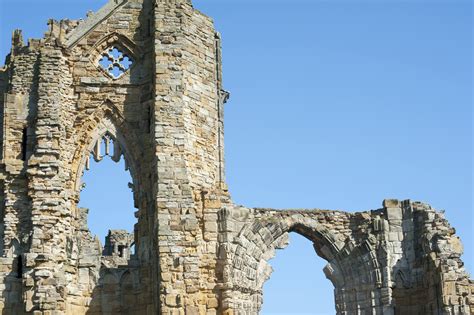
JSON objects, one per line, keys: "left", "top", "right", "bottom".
{"left": 1, "top": 0, "right": 472, "bottom": 314}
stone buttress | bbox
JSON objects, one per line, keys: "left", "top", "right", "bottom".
{"left": 0, "top": 0, "right": 472, "bottom": 314}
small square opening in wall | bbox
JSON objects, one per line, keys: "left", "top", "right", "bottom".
{"left": 118, "top": 245, "right": 125, "bottom": 257}
{"left": 98, "top": 46, "right": 133, "bottom": 79}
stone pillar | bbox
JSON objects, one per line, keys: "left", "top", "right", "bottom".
{"left": 153, "top": 1, "right": 195, "bottom": 312}
{"left": 24, "top": 46, "right": 74, "bottom": 313}
{"left": 0, "top": 41, "right": 40, "bottom": 314}
{"left": 153, "top": 0, "right": 225, "bottom": 313}
{"left": 381, "top": 199, "right": 404, "bottom": 315}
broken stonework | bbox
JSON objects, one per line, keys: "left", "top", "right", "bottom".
{"left": 0, "top": 0, "right": 472, "bottom": 314}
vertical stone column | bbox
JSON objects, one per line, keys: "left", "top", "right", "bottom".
{"left": 0, "top": 66, "right": 7, "bottom": 161}
{"left": 0, "top": 45, "right": 40, "bottom": 255}
{"left": 24, "top": 46, "right": 74, "bottom": 313}
{"left": 0, "top": 92, "right": 27, "bottom": 253}
{"left": 0, "top": 35, "right": 41, "bottom": 313}
{"left": 153, "top": 1, "right": 195, "bottom": 312}
{"left": 380, "top": 199, "right": 404, "bottom": 315}
{"left": 153, "top": 0, "right": 225, "bottom": 312}
{"left": 0, "top": 100, "right": 28, "bottom": 313}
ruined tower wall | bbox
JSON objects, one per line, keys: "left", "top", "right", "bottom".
{"left": 217, "top": 201, "right": 473, "bottom": 315}
{"left": 0, "top": 0, "right": 471, "bottom": 314}
{"left": 62, "top": 1, "right": 157, "bottom": 312}
{"left": 25, "top": 45, "right": 77, "bottom": 312}
{"left": 0, "top": 0, "right": 227, "bottom": 313}
{"left": 153, "top": 1, "right": 226, "bottom": 313}
{"left": 0, "top": 35, "right": 45, "bottom": 314}
{"left": 0, "top": 0, "right": 159, "bottom": 313}
{"left": 0, "top": 38, "right": 42, "bottom": 259}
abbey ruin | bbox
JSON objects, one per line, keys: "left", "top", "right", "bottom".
{"left": 0, "top": 0, "right": 472, "bottom": 314}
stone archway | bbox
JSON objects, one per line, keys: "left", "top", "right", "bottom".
{"left": 70, "top": 99, "right": 142, "bottom": 249}
{"left": 219, "top": 209, "right": 386, "bottom": 314}
{"left": 70, "top": 100, "right": 141, "bottom": 195}
{"left": 216, "top": 201, "right": 473, "bottom": 315}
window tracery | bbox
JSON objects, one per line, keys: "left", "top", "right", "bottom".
{"left": 98, "top": 46, "right": 133, "bottom": 79}
{"left": 85, "top": 132, "right": 126, "bottom": 172}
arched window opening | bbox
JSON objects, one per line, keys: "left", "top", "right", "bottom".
{"left": 262, "top": 233, "right": 335, "bottom": 315}
{"left": 78, "top": 134, "right": 136, "bottom": 261}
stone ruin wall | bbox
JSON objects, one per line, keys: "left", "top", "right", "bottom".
{"left": 220, "top": 200, "right": 473, "bottom": 314}
{"left": 0, "top": 0, "right": 472, "bottom": 314}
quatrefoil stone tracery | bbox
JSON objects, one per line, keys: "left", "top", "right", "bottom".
{"left": 98, "top": 46, "right": 133, "bottom": 79}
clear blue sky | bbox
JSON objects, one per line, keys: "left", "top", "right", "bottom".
{"left": 1, "top": 1, "right": 472, "bottom": 314}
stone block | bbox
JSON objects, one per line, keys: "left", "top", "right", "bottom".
{"left": 386, "top": 207, "right": 402, "bottom": 220}
{"left": 383, "top": 199, "right": 400, "bottom": 208}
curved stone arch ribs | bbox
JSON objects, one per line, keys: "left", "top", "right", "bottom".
{"left": 223, "top": 211, "right": 334, "bottom": 312}
{"left": 69, "top": 100, "right": 147, "bottom": 260}
{"left": 71, "top": 100, "right": 141, "bottom": 198}
{"left": 220, "top": 209, "right": 394, "bottom": 314}
{"left": 68, "top": 99, "right": 145, "bottom": 259}
{"left": 75, "top": 116, "right": 135, "bottom": 193}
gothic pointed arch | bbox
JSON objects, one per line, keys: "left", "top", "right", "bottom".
{"left": 70, "top": 99, "right": 141, "bottom": 197}
{"left": 221, "top": 210, "right": 387, "bottom": 313}
{"left": 87, "top": 32, "right": 141, "bottom": 80}
{"left": 89, "top": 32, "right": 142, "bottom": 59}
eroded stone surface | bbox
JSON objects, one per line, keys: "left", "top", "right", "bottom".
{"left": 0, "top": 0, "right": 471, "bottom": 314}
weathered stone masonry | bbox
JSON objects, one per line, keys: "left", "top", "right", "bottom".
{"left": 0, "top": 0, "right": 472, "bottom": 314}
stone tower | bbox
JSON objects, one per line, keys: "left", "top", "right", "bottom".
{"left": 0, "top": 0, "right": 471, "bottom": 314}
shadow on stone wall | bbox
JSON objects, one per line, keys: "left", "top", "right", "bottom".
{"left": 1, "top": 246, "right": 26, "bottom": 314}
{"left": 87, "top": 265, "right": 141, "bottom": 315}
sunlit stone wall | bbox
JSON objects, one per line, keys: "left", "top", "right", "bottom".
{"left": 0, "top": 0, "right": 471, "bottom": 314}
